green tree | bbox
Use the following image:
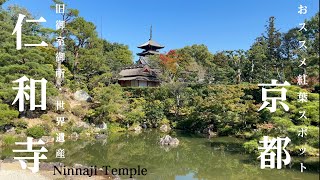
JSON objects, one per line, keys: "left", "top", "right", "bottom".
{"left": 265, "top": 16, "right": 283, "bottom": 81}
{"left": 103, "top": 40, "right": 133, "bottom": 73}
{"left": 90, "top": 84, "right": 127, "bottom": 124}
{"left": 64, "top": 17, "right": 97, "bottom": 82}
{"left": 0, "top": 5, "right": 58, "bottom": 119}
{"left": 224, "top": 50, "right": 246, "bottom": 84}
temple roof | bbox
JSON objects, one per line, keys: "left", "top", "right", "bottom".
{"left": 118, "top": 76, "right": 160, "bottom": 82}
{"left": 137, "top": 50, "right": 161, "bottom": 56}
{"left": 119, "top": 65, "right": 158, "bottom": 77}
{"left": 138, "top": 40, "right": 164, "bottom": 49}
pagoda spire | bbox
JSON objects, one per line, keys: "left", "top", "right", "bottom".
{"left": 149, "top": 25, "right": 152, "bottom": 40}
{"left": 137, "top": 26, "right": 164, "bottom": 57}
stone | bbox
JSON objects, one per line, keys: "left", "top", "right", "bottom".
{"left": 95, "top": 134, "right": 107, "bottom": 140}
{"left": 159, "top": 135, "right": 179, "bottom": 146}
{"left": 160, "top": 124, "right": 171, "bottom": 132}
{"left": 74, "top": 90, "right": 92, "bottom": 102}
{"left": 6, "top": 127, "right": 15, "bottom": 135}
{"left": 2, "top": 157, "right": 16, "bottom": 163}
{"left": 129, "top": 124, "right": 142, "bottom": 132}
{"left": 76, "top": 121, "right": 90, "bottom": 129}
{"left": 94, "top": 127, "right": 101, "bottom": 133}
{"left": 208, "top": 129, "right": 217, "bottom": 138}
{"left": 4, "top": 124, "right": 13, "bottom": 131}
{"left": 40, "top": 136, "right": 55, "bottom": 144}
{"left": 70, "top": 132, "right": 79, "bottom": 140}
{"left": 98, "top": 122, "right": 107, "bottom": 129}
{"left": 203, "top": 124, "right": 214, "bottom": 134}
{"left": 203, "top": 124, "right": 217, "bottom": 138}
{"left": 134, "top": 125, "right": 142, "bottom": 132}
{"left": 141, "top": 122, "right": 147, "bottom": 129}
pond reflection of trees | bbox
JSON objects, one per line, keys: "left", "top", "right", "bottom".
{"left": 47, "top": 131, "right": 319, "bottom": 179}
{"left": 3, "top": 130, "right": 318, "bottom": 180}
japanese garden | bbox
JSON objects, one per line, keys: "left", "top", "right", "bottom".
{"left": 0, "top": 0, "right": 319, "bottom": 179}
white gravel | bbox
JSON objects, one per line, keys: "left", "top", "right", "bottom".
{"left": 0, "top": 170, "right": 49, "bottom": 180}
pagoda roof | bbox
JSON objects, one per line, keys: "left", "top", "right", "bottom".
{"left": 137, "top": 50, "right": 161, "bottom": 56}
{"left": 138, "top": 39, "right": 164, "bottom": 49}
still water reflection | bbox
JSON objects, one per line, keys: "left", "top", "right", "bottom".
{"left": 2, "top": 130, "right": 319, "bottom": 180}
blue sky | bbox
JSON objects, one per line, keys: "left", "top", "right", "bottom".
{"left": 3, "top": 0, "right": 319, "bottom": 60}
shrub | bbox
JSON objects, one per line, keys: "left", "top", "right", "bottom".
{"left": 108, "top": 123, "right": 126, "bottom": 133}
{"left": 14, "top": 120, "right": 28, "bottom": 129}
{"left": 243, "top": 139, "right": 258, "bottom": 154}
{"left": 272, "top": 117, "right": 294, "bottom": 128}
{"left": 218, "top": 125, "right": 234, "bottom": 136}
{"left": 72, "top": 126, "right": 84, "bottom": 134}
{"left": 0, "top": 103, "right": 19, "bottom": 127}
{"left": 145, "top": 100, "right": 165, "bottom": 126}
{"left": 306, "top": 126, "right": 320, "bottom": 148}
{"left": 287, "top": 126, "right": 319, "bottom": 147}
{"left": 2, "top": 135, "right": 16, "bottom": 146}
{"left": 40, "top": 114, "right": 53, "bottom": 122}
{"left": 160, "top": 118, "right": 170, "bottom": 125}
{"left": 100, "top": 129, "right": 108, "bottom": 135}
{"left": 27, "top": 125, "right": 46, "bottom": 138}
{"left": 125, "top": 109, "right": 145, "bottom": 124}
{"left": 290, "top": 144, "right": 319, "bottom": 156}
{"left": 72, "top": 105, "right": 87, "bottom": 118}
{"left": 62, "top": 121, "right": 74, "bottom": 134}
